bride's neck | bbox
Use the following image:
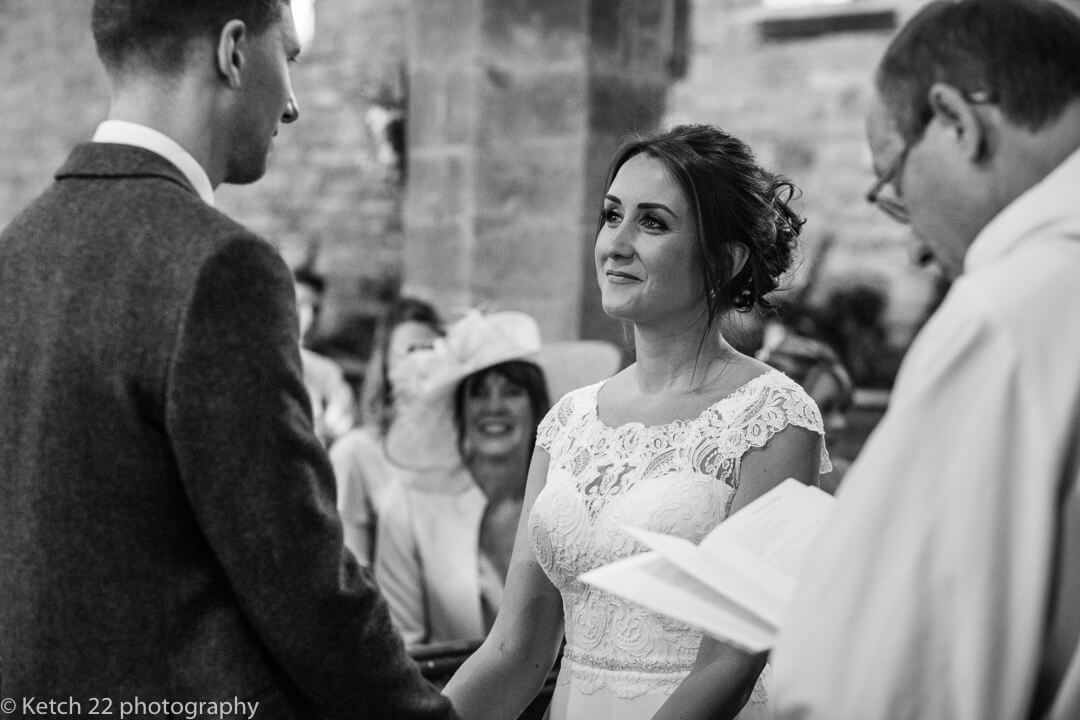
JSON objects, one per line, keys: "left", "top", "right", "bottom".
{"left": 632, "top": 322, "right": 734, "bottom": 395}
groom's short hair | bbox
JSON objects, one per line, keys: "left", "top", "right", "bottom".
{"left": 91, "top": 0, "right": 290, "bottom": 76}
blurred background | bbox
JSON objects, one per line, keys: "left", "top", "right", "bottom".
{"left": 0, "top": 0, "right": 961, "bottom": 452}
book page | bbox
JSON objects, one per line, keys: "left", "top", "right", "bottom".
{"left": 703, "top": 480, "right": 831, "bottom": 601}
{"left": 580, "top": 552, "right": 776, "bottom": 652}
{"left": 626, "top": 479, "right": 833, "bottom": 628}
{"left": 622, "top": 526, "right": 784, "bottom": 627}
{"left": 581, "top": 479, "right": 833, "bottom": 650}
{"left": 701, "top": 479, "right": 832, "bottom": 578}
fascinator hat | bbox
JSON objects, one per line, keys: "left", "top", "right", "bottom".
{"left": 385, "top": 309, "right": 622, "bottom": 471}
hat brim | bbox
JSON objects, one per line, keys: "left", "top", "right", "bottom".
{"left": 385, "top": 340, "right": 623, "bottom": 472}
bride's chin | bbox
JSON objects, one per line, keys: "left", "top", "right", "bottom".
{"left": 601, "top": 299, "right": 638, "bottom": 323}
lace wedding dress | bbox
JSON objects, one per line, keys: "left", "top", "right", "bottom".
{"left": 529, "top": 371, "right": 829, "bottom": 719}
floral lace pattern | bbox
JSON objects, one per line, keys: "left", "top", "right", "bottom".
{"left": 529, "top": 371, "right": 828, "bottom": 701}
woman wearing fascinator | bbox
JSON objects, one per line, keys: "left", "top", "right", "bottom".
{"left": 375, "top": 310, "right": 621, "bottom": 646}
{"left": 443, "top": 125, "right": 830, "bottom": 720}
{"left": 329, "top": 296, "right": 443, "bottom": 567}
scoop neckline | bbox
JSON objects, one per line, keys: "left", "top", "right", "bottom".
{"left": 589, "top": 369, "right": 781, "bottom": 432}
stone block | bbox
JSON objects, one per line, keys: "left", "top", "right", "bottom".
{"left": 475, "top": 140, "right": 586, "bottom": 218}
{"left": 482, "top": 0, "right": 586, "bottom": 64}
{"left": 403, "top": 221, "right": 473, "bottom": 295}
{"left": 474, "top": 218, "right": 579, "bottom": 281}
{"left": 410, "top": 0, "right": 481, "bottom": 65}
{"left": 472, "top": 218, "right": 585, "bottom": 340}
{"left": 477, "top": 67, "right": 587, "bottom": 141}
{"left": 587, "top": 77, "right": 666, "bottom": 138}
{"left": 628, "top": 0, "right": 668, "bottom": 71}
{"left": 589, "top": 0, "right": 681, "bottom": 80}
{"left": 589, "top": 0, "right": 625, "bottom": 56}
{"left": 408, "top": 69, "right": 476, "bottom": 148}
{"left": 633, "top": 0, "right": 666, "bottom": 29}
{"left": 406, "top": 153, "right": 469, "bottom": 226}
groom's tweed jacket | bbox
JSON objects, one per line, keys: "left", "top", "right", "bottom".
{"left": 0, "top": 143, "right": 457, "bottom": 720}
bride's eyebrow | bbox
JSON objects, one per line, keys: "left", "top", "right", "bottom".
{"left": 636, "top": 202, "right": 675, "bottom": 215}
{"left": 603, "top": 196, "right": 675, "bottom": 216}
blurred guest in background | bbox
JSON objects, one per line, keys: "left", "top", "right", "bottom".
{"left": 816, "top": 282, "right": 895, "bottom": 388}
{"left": 375, "top": 311, "right": 551, "bottom": 646}
{"left": 330, "top": 296, "right": 442, "bottom": 566}
{"left": 758, "top": 319, "right": 854, "bottom": 492}
{"left": 293, "top": 266, "right": 355, "bottom": 445}
{"left": 772, "top": 0, "right": 1080, "bottom": 717}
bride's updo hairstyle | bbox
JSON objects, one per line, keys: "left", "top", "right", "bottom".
{"left": 599, "top": 124, "right": 805, "bottom": 334}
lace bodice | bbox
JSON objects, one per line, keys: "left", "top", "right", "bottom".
{"left": 529, "top": 371, "right": 828, "bottom": 700}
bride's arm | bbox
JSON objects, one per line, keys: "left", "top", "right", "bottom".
{"left": 651, "top": 424, "right": 822, "bottom": 720}
{"left": 443, "top": 449, "right": 565, "bottom": 720}
{"left": 655, "top": 638, "right": 768, "bottom": 720}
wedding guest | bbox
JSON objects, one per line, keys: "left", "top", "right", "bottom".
{"left": 0, "top": 2, "right": 456, "bottom": 717}
{"left": 758, "top": 326, "right": 854, "bottom": 491}
{"left": 375, "top": 311, "right": 551, "bottom": 646}
{"left": 443, "top": 125, "right": 830, "bottom": 720}
{"left": 293, "top": 266, "right": 355, "bottom": 446}
{"left": 330, "top": 296, "right": 443, "bottom": 566}
{"left": 771, "top": 1, "right": 1080, "bottom": 717}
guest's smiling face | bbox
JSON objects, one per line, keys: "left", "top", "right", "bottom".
{"left": 594, "top": 153, "right": 705, "bottom": 328}
{"left": 461, "top": 370, "right": 535, "bottom": 460}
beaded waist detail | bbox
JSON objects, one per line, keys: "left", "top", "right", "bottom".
{"left": 563, "top": 647, "right": 694, "bottom": 675}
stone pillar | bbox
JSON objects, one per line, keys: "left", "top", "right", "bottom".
{"left": 403, "top": 0, "right": 687, "bottom": 345}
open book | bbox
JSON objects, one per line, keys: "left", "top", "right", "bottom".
{"left": 579, "top": 478, "right": 833, "bottom": 652}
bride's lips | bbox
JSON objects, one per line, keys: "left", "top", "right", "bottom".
{"left": 605, "top": 269, "right": 641, "bottom": 283}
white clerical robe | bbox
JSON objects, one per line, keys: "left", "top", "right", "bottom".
{"left": 770, "top": 147, "right": 1080, "bottom": 720}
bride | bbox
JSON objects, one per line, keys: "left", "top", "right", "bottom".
{"left": 443, "top": 124, "right": 830, "bottom": 720}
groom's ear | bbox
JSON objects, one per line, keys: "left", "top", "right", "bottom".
{"left": 216, "top": 19, "right": 247, "bottom": 89}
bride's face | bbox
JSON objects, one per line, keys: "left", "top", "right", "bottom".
{"left": 594, "top": 153, "right": 705, "bottom": 327}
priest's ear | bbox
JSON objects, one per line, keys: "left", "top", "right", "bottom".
{"left": 927, "top": 82, "right": 989, "bottom": 163}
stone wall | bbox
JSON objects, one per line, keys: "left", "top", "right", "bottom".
{"left": 220, "top": 0, "right": 412, "bottom": 355}
{"left": 403, "top": 0, "right": 687, "bottom": 348}
{"left": 0, "top": 2, "right": 107, "bottom": 226}
{"left": 6, "top": 0, "right": 1078, "bottom": 382}
{"left": 0, "top": 0, "right": 412, "bottom": 363}
{"left": 666, "top": 1, "right": 930, "bottom": 356}
{"left": 665, "top": 0, "right": 1076, "bottom": 380}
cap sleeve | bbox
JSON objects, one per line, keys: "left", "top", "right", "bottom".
{"left": 535, "top": 383, "right": 598, "bottom": 458}
{"left": 718, "top": 372, "right": 832, "bottom": 474}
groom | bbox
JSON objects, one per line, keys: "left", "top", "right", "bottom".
{"left": 0, "top": 1, "right": 456, "bottom": 718}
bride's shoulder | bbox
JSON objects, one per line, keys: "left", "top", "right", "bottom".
{"left": 696, "top": 356, "right": 775, "bottom": 405}
{"left": 541, "top": 378, "right": 606, "bottom": 435}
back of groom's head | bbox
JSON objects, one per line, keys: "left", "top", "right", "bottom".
{"left": 877, "top": 0, "right": 1080, "bottom": 143}
{"left": 92, "top": 0, "right": 290, "bottom": 77}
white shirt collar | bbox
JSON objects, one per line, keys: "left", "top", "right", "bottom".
{"left": 965, "top": 144, "right": 1080, "bottom": 272}
{"left": 92, "top": 120, "right": 215, "bottom": 206}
